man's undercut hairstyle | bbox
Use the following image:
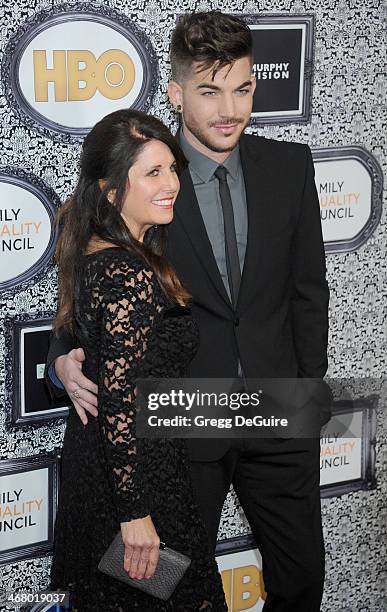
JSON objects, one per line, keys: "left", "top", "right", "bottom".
{"left": 170, "top": 11, "right": 253, "bottom": 82}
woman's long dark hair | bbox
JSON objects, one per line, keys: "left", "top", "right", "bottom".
{"left": 54, "top": 109, "right": 189, "bottom": 334}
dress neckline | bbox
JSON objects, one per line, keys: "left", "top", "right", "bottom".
{"left": 83, "top": 245, "right": 124, "bottom": 258}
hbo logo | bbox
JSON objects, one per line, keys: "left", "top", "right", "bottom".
{"left": 33, "top": 50, "right": 135, "bottom": 101}
{"left": 221, "top": 564, "right": 266, "bottom": 610}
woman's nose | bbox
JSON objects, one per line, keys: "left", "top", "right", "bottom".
{"left": 164, "top": 171, "right": 179, "bottom": 192}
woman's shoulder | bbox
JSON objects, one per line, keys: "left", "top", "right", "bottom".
{"left": 81, "top": 246, "right": 156, "bottom": 290}
{"left": 83, "top": 245, "right": 151, "bottom": 270}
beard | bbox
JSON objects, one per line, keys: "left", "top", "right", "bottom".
{"left": 183, "top": 113, "right": 248, "bottom": 153}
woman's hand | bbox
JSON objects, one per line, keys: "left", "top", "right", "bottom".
{"left": 55, "top": 349, "right": 98, "bottom": 424}
{"left": 121, "top": 515, "right": 160, "bottom": 580}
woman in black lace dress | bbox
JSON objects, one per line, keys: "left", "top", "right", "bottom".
{"left": 50, "top": 109, "right": 227, "bottom": 611}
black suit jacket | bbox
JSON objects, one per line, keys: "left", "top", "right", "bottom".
{"left": 47, "top": 134, "right": 330, "bottom": 461}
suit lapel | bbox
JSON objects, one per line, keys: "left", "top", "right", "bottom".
{"left": 237, "top": 135, "right": 272, "bottom": 312}
{"left": 174, "top": 135, "right": 274, "bottom": 313}
{"left": 174, "top": 169, "right": 232, "bottom": 307}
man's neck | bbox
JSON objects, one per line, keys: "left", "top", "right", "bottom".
{"left": 181, "top": 125, "right": 236, "bottom": 164}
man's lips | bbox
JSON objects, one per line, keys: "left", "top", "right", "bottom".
{"left": 212, "top": 123, "right": 239, "bottom": 133}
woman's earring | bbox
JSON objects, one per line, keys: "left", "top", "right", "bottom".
{"left": 176, "top": 104, "right": 182, "bottom": 113}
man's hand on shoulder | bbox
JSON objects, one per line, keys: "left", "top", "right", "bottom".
{"left": 55, "top": 348, "right": 98, "bottom": 425}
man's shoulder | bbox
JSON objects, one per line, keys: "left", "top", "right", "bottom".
{"left": 240, "top": 132, "right": 309, "bottom": 162}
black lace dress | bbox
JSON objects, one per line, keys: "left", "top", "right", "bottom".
{"left": 50, "top": 248, "right": 227, "bottom": 611}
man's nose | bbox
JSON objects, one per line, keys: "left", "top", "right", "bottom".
{"left": 220, "top": 93, "right": 236, "bottom": 118}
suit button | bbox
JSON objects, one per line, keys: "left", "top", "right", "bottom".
{"left": 234, "top": 317, "right": 240, "bottom": 326}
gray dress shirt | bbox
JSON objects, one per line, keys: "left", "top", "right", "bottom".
{"left": 179, "top": 130, "right": 248, "bottom": 302}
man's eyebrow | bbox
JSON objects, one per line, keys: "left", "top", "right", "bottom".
{"left": 196, "top": 82, "right": 221, "bottom": 91}
{"left": 235, "top": 80, "right": 253, "bottom": 90}
{"left": 196, "top": 80, "right": 253, "bottom": 91}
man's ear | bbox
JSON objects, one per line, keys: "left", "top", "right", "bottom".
{"left": 168, "top": 80, "right": 183, "bottom": 110}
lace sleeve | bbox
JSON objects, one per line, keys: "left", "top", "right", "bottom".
{"left": 97, "top": 258, "right": 160, "bottom": 523}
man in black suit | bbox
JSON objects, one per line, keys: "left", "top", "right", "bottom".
{"left": 47, "top": 12, "right": 331, "bottom": 611}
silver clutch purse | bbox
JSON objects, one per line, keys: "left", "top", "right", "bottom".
{"left": 98, "top": 531, "right": 191, "bottom": 601}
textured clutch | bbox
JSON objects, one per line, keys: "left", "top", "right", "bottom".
{"left": 98, "top": 531, "right": 191, "bottom": 601}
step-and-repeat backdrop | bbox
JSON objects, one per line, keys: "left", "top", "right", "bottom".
{"left": 0, "top": 1, "right": 385, "bottom": 611}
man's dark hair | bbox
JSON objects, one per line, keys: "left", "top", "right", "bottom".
{"left": 170, "top": 11, "right": 253, "bottom": 82}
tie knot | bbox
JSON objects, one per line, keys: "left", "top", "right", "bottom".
{"left": 214, "top": 165, "right": 228, "bottom": 183}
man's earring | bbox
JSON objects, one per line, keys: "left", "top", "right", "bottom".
{"left": 176, "top": 104, "right": 182, "bottom": 113}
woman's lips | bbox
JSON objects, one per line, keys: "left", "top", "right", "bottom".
{"left": 152, "top": 198, "right": 174, "bottom": 209}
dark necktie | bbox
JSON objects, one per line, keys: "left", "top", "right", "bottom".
{"left": 214, "top": 165, "right": 241, "bottom": 307}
